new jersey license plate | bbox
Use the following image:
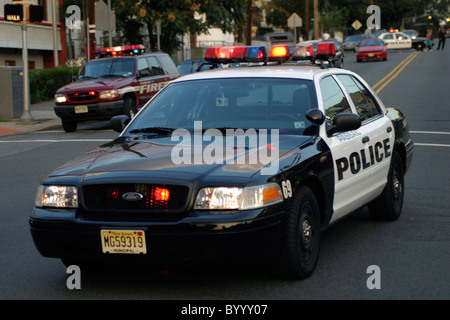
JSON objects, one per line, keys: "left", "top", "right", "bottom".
{"left": 101, "top": 230, "right": 147, "bottom": 254}
{"left": 74, "top": 105, "right": 88, "bottom": 113}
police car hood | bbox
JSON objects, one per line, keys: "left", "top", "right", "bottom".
{"left": 49, "top": 135, "right": 313, "bottom": 180}
{"left": 56, "top": 77, "right": 131, "bottom": 93}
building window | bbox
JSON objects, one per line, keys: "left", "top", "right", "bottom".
{"left": 5, "top": 60, "right": 16, "bottom": 66}
{"left": 29, "top": 61, "right": 36, "bottom": 69}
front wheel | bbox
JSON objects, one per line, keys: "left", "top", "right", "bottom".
{"left": 368, "top": 152, "right": 404, "bottom": 221}
{"left": 269, "top": 186, "right": 321, "bottom": 279}
{"left": 62, "top": 120, "right": 77, "bottom": 132}
{"left": 123, "top": 96, "right": 136, "bottom": 119}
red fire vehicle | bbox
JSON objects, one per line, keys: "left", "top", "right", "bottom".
{"left": 54, "top": 45, "right": 180, "bottom": 132}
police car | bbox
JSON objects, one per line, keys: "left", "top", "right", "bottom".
{"left": 30, "top": 43, "right": 413, "bottom": 279}
{"left": 54, "top": 45, "right": 180, "bottom": 132}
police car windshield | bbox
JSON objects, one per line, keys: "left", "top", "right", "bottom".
{"left": 79, "top": 57, "right": 136, "bottom": 79}
{"left": 127, "top": 78, "right": 318, "bottom": 135}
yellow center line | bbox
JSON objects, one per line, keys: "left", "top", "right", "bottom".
{"left": 371, "top": 51, "right": 420, "bottom": 94}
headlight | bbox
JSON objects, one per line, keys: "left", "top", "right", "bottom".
{"left": 193, "top": 183, "right": 283, "bottom": 211}
{"left": 35, "top": 185, "right": 78, "bottom": 208}
{"left": 55, "top": 94, "right": 67, "bottom": 103}
{"left": 99, "top": 89, "right": 119, "bottom": 99}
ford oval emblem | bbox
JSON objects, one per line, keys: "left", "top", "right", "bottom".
{"left": 122, "top": 192, "right": 144, "bottom": 201}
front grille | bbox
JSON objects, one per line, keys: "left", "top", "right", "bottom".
{"left": 68, "top": 91, "right": 98, "bottom": 102}
{"left": 82, "top": 184, "right": 189, "bottom": 212}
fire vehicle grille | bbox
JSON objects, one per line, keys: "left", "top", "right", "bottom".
{"left": 82, "top": 184, "right": 189, "bottom": 212}
{"left": 68, "top": 91, "right": 99, "bottom": 102}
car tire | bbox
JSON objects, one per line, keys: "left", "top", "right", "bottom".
{"left": 62, "top": 120, "right": 77, "bottom": 132}
{"left": 368, "top": 152, "right": 404, "bottom": 221}
{"left": 269, "top": 185, "right": 321, "bottom": 279}
{"left": 123, "top": 96, "right": 136, "bottom": 119}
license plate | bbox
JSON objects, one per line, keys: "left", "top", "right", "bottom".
{"left": 368, "top": 53, "right": 374, "bottom": 57}
{"left": 74, "top": 105, "right": 88, "bottom": 113}
{"left": 101, "top": 230, "right": 147, "bottom": 254}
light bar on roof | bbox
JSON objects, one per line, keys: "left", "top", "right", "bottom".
{"left": 95, "top": 44, "right": 145, "bottom": 58}
{"left": 204, "top": 45, "right": 267, "bottom": 64}
{"left": 292, "top": 44, "right": 314, "bottom": 60}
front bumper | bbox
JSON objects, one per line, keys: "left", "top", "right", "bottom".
{"left": 54, "top": 100, "right": 124, "bottom": 122}
{"left": 29, "top": 206, "right": 286, "bottom": 264}
{"left": 357, "top": 52, "right": 387, "bottom": 60}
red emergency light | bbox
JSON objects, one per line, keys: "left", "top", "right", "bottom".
{"left": 315, "top": 42, "right": 335, "bottom": 61}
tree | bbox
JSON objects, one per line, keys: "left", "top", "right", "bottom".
{"left": 113, "top": 0, "right": 246, "bottom": 54}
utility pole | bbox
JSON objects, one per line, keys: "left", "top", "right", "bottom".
{"left": 305, "top": 0, "right": 310, "bottom": 40}
{"left": 246, "top": 0, "right": 252, "bottom": 45}
{"left": 51, "top": 0, "right": 58, "bottom": 67}
{"left": 314, "top": 0, "right": 319, "bottom": 40}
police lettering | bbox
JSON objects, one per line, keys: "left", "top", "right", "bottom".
{"left": 336, "top": 138, "right": 391, "bottom": 180}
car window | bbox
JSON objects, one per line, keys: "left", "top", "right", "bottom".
{"left": 395, "top": 33, "right": 408, "bottom": 40}
{"left": 79, "top": 58, "right": 135, "bottom": 78}
{"left": 159, "top": 55, "right": 179, "bottom": 75}
{"left": 382, "top": 34, "right": 394, "bottom": 40}
{"left": 336, "top": 74, "right": 381, "bottom": 122}
{"left": 138, "top": 57, "right": 151, "bottom": 76}
{"left": 320, "top": 76, "right": 352, "bottom": 119}
{"left": 146, "top": 56, "right": 165, "bottom": 75}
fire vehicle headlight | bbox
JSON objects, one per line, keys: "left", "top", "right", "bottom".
{"left": 99, "top": 89, "right": 119, "bottom": 99}
{"left": 35, "top": 185, "right": 78, "bottom": 208}
{"left": 54, "top": 94, "right": 67, "bottom": 103}
{"left": 193, "top": 183, "right": 283, "bottom": 211}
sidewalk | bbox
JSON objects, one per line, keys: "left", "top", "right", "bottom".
{"left": 0, "top": 100, "right": 61, "bottom": 136}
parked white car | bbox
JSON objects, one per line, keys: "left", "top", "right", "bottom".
{"left": 377, "top": 32, "right": 412, "bottom": 49}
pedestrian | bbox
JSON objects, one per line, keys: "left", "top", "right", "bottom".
{"left": 322, "top": 31, "right": 331, "bottom": 40}
{"left": 298, "top": 34, "right": 304, "bottom": 43}
{"left": 425, "top": 29, "right": 433, "bottom": 51}
{"left": 437, "top": 27, "right": 446, "bottom": 50}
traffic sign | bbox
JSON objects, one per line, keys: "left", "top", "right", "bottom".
{"left": 4, "top": 3, "right": 23, "bottom": 22}
{"left": 352, "top": 20, "right": 363, "bottom": 30}
{"left": 27, "top": 5, "right": 44, "bottom": 22}
{"left": 288, "top": 13, "right": 302, "bottom": 29}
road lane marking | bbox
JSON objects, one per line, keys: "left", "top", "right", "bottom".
{"left": 372, "top": 51, "right": 420, "bottom": 94}
{"left": 414, "top": 143, "right": 450, "bottom": 148}
{"left": 410, "top": 131, "right": 450, "bottom": 135}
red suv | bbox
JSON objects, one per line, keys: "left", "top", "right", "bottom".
{"left": 54, "top": 45, "right": 180, "bottom": 132}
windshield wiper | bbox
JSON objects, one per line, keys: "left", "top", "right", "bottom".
{"left": 78, "top": 75, "right": 98, "bottom": 80}
{"left": 129, "top": 127, "right": 176, "bottom": 135}
{"left": 101, "top": 74, "right": 127, "bottom": 78}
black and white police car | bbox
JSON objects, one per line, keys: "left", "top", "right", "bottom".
{"left": 30, "top": 43, "right": 413, "bottom": 279}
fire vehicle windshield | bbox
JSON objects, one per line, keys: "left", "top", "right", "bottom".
{"left": 78, "top": 57, "right": 136, "bottom": 80}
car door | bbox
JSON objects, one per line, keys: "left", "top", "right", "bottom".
{"left": 317, "top": 75, "right": 375, "bottom": 222}
{"left": 394, "top": 32, "right": 412, "bottom": 49}
{"left": 335, "top": 73, "right": 394, "bottom": 207}
{"left": 380, "top": 33, "right": 395, "bottom": 49}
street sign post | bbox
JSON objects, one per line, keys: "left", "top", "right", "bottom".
{"left": 288, "top": 13, "right": 303, "bottom": 43}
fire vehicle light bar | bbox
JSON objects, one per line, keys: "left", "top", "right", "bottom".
{"left": 95, "top": 44, "right": 145, "bottom": 58}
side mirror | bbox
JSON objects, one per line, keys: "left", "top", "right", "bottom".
{"left": 327, "top": 113, "right": 361, "bottom": 135}
{"left": 110, "top": 115, "right": 131, "bottom": 133}
{"left": 306, "top": 108, "right": 326, "bottom": 125}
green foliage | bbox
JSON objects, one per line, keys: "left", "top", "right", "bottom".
{"left": 29, "top": 67, "right": 79, "bottom": 104}
{"left": 113, "top": 0, "right": 246, "bottom": 54}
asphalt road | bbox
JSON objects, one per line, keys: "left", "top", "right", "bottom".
{"left": 0, "top": 48, "right": 449, "bottom": 302}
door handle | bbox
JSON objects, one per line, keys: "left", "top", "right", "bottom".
{"left": 387, "top": 126, "right": 392, "bottom": 133}
{"left": 362, "top": 136, "right": 370, "bottom": 143}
